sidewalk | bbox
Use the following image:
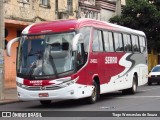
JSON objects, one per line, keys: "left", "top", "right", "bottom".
{"left": 0, "top": 88, "right": 19, "bottom": 105}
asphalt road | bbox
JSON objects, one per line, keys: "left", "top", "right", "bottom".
{"left": 1, "top": 84, "right": 160, "bottom": 120}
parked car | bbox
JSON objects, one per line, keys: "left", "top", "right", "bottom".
{"left": 148, "top": 65, "right": 160, "bottom": 85}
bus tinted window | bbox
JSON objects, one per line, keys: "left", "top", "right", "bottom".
{"left": 139, "top": 36, "right": 146, "bottom": 53}
{"left": 131, "top": 35, "right": 140, "bottom": 52}
{"left": 92, "top": 29, "right": 103, "bottom": 52}
{"left": 108, "top": 32, "right": 114, "bottom": 52}
{"left": 113, "top": 32, "right": 123, "bottom": 51}
{"left": 79, "top": 27, "right": 91, "bottom": 52}
{"left": 103, "top": 31, "right": 114, "bottom": 52}
{"left": 123, "top": 34, "right": 131, "bottom": 52}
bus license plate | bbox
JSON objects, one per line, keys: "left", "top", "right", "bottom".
{"left": 39, "top": 93, "right": 49, "bottom": 97}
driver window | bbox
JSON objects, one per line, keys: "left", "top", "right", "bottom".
{"left": 77, "top": 43, "right": 85, "bottom": 67}
{"left": 79, "top": 27, "right": 91, "bottom": 52}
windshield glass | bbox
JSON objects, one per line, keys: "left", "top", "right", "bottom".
{"left": 17, "top": 32, "right": 75, "bottom": 79}
{"left": 152, "top": 66, "right": 160, "bottom": 72}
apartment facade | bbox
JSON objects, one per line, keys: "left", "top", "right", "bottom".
{"left": 4, "top": 0, "right": 78, "bottom": 88}
{"left": 78, "top": 0, "right": 126, "bottom": 21}
{"left": 5, "top": 0, "right": 126, "bottom": 88}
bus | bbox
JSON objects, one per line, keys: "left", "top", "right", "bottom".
{"left": 7, "top": 18, "right": 148, "bottom": 105}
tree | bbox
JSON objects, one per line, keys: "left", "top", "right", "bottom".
{"left": 109, "top": 0, "right": 160, "bottom": 51}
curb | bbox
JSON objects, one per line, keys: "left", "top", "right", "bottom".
{"left": 0, "top": 100, "right": 20, "bottom": 105}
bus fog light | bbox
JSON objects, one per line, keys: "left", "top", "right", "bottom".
{"left": 70, "top": 91, "right": 74, "bottom": 95}
{"left": 18, "top": 92, "right": 20, "bottom": 96}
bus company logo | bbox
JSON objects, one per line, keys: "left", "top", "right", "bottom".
{"left": 40, "top": 86, "right": 46, "bottom": 90}
{"left": 105, "top": 57, "right": 118, "bottom": 64}
{"left": 30, "top": 80, "right": 42, "bottom": 86}
{"left": 90, "top": 59, "right": 98, "bottom": 64}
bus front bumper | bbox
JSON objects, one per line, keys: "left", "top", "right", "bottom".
{"left": 17, "top": 83, "right": 93, "bottom": 101}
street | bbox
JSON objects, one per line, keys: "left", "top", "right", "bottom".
{"left": 1, "top": 84, "right": 160, "bottom": 120}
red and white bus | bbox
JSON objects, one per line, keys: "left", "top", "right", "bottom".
{"left": 7, "top": 18, "right": 148, "bottom": 105}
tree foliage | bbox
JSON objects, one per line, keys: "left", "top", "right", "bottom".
{"left": 109, "top": 0, "right": 160, "bottom": 50}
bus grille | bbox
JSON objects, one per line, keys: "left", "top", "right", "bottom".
{"left": 25, "top": 86, "right": 62, "bottom": 91}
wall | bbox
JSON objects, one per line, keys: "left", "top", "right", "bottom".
{"left": 5, "top": 27, "right": 18, "bottom": 88}
{"left": 100, "top": 9, "right": 115, "bottom": 21}
{"left": 4, "top": 0, "right": 78, "bottom": 88}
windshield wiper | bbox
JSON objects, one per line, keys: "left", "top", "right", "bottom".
{"left": 49, "top": 54, "right": 58, "bottom": 78}
{"left": 28, "top": 60, "right": 37, "bottom": 76}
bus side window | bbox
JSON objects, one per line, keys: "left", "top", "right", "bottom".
{"left": 139, "top": 36, "right": 146, "bottom": 53}
{"left": 103, "top": 31, "right": 114, "bottom": 52}
{"left": 131, "top": 35, "right": 140, "bottom": 52}
{"left": 92, "top": 29, "right": 103, "bottom": 52}
{"left": 123, "top": 34, "right": 132, "bottom": 52}
{"left": 113, "top": 32, "right": 124, "bottom": 52}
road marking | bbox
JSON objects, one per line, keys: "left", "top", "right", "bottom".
{"left": 139, "top": 86, "right": 160, "bottom": 92}
{"left": 116, "top": 96, "right": 160, "bottom": 99}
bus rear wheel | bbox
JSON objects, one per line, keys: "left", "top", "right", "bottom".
{"left": 122, "top": 75, "right": 137, "bottom": 94}
{"left": 87, "top": 81, "right": 99, "bottom": 104}
{"left": 40, "top": 100, "right": 52, "bottom": 106}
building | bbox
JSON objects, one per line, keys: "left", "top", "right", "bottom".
{"left": 5, "top": 0, "right": 126, "bottom": 88}
{"left": 78, "top": 0, "right": 126, "bottom": 21}
{"left": 4, "top": 0, "right": 78, "bottom": 88}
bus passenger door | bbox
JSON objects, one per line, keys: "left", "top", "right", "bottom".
{"left": 88, "top": 29, "right": 105, "bottom": 85}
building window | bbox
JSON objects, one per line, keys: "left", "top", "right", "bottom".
{"left": 55, "top": 0, "right": 58, "bottom": 12}
{"left": 67, "top": 0, "right": 73, "bottom": 14}
{"left": 17, "top": 0, "right": 29, "bottom": 3}
{"left": 40, "top": 0, "right": 50, "bottom": 7}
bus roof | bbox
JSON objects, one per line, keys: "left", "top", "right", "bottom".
{"left": 22, "top": 18, "right": 145, "bottom": 36}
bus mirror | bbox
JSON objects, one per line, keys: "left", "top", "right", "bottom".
{"left": 7, "top": 37, "right": 20, "bottom": 57}
{"left": 72, "top": 33, "right": 83, "bottom": 51}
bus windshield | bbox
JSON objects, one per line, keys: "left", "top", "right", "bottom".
{"left": 17, "top": 32, "right": 76, "bottom": 79}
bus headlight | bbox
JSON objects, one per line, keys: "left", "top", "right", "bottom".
{"left": 16, "top": 82, "right": 27, "bottom": 89}
{"left": 58, "top": 77, "right": 79, "bottom": 87}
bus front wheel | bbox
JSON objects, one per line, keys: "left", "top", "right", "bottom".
{"left": 87, "top": 81, "right": 99, "bottom": 104}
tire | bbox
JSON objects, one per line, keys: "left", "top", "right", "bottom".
{"left": 87, "top": 81, "right": 99, "bottom": 104}
{"left": 122, "top": 75, "right": 137, "bottom": 94}
{"left": 157, "top": 82, "right": 160, "bottom": 85}
{"left": 40, "top": 100, "right": 52, "bottom": 106}
{"left": 148, "top": 81, "right": 152, "bottom": 86}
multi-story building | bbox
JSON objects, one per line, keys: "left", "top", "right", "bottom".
{"left": 5, "top": 0, "right": 126, "bottom": 88}
{"left": 4, "top": 0, "right": 78, "bottom": 88}
{"left": 78, "top": 0, "right": 126, "bottom": 21}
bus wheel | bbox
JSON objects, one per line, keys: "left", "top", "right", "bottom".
{"left": 148, "top": 81, "right": 152, "bottom": 86}
{"left": 40, "top": 100, "right": 51, "bottom": 106}
{"left": 122, "top": 75, "right": 137, "bottom": 94}
{"left": 87, "top": 81, "right": 99, "bottom": 104}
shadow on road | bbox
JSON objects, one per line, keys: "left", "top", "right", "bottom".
{"left": 26, "top": 90, "right": 144, "bottom": 109}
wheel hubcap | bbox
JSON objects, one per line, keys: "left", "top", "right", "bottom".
{"left": 92, "top": 87, "right": 96, "bottom": 101}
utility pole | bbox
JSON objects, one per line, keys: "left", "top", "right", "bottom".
{"left": 0, "top": 0, "right": 4, "bottom": 100}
